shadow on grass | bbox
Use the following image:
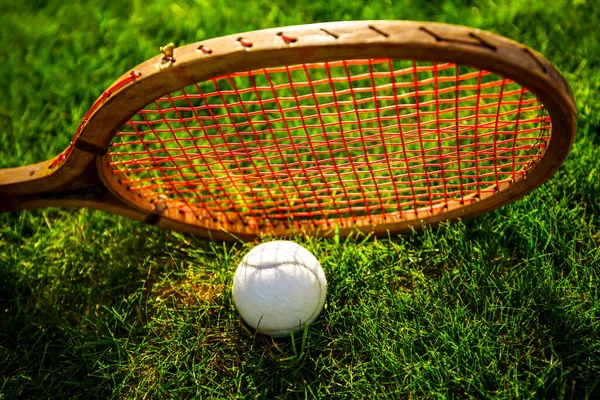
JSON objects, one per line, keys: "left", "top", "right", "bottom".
{"left": 0, "top": 213, "right": 210, "bottom": 397}
{"left": 0, "top": 214, "right": 323, "bottom": 398}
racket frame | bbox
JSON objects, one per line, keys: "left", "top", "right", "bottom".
{"left": 0, "top": 21, "right": 576, "bottom": 241}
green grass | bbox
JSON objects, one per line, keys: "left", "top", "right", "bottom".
{"left": 1, "top": 0, "right": 599, "bottom": 398}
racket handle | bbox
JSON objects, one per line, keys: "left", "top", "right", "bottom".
{"left": 0, "top": 183, "right": 108, "bottom": 212}
{"left": 0, "top": 157, "right": 109, "bottom": 213}
{"left": 0, "top": 180, "right": 152, "bottom": 225}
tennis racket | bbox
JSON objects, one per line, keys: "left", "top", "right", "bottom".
{"left": 0, "top": 21, "right": 576, "bottom": 241}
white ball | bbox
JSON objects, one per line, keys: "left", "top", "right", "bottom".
{"left": 232, "top": 241, "right": 327, "bottom": 337}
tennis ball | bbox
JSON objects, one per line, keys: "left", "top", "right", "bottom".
{"left": 232, "top": 241, "right": 327, "bottom": 337}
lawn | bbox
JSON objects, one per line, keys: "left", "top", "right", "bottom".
{"left": 1, "top": 0, "right": 599, "bottom": 398}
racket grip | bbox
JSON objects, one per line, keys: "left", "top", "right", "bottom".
{"left": 0, "top": 184, "right": 106, "bottom": 212}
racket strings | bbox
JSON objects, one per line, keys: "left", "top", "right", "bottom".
{"left": 108, "top": 59, "right": 551, "bottom": 229}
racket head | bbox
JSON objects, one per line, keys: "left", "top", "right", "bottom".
{"left": 17, "top": 21, "right": 579, "bottom": 240}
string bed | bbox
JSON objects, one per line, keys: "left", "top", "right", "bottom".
{"left": 107, "top": 59, "right": 551, "bottom": 230}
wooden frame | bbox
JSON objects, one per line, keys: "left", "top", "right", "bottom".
{"left": 0, "top": 21, "right": 576, "bottom": 241}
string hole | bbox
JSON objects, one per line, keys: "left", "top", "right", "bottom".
{"left": 277, "top": 32, "right": 297, "bottom": 43}
{"left": 237, "top": 37, "right": 253, "bottom": 48}
{"left": 197, "top": 45, "right": 213, "bottom": 54}
{"left": 320, "top": 28, "right": 339, "bottom": 39}
{"left": 368, "top": 24, "right": 389, "bottom": 38}
{"left": 420, "top": 26, "right": 442, "bottom": 41}
{"left": 468, "top": 32, "right": 497, "bottom": 51}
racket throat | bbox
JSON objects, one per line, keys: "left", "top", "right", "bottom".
{"left": 0, "top": 159, "right": 108, "bottom": 212}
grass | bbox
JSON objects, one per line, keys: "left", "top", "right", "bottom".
{"left": 1, "top": 0, "right": 599, "bottom": 398}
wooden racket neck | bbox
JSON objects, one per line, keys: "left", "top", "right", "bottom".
{"left": 0, "top": 158, "right": 105, "bottom": 211}
{"left": 0, "top": 154, "right": 168, "bottom": 232}
{"left": 0, "top": 150, "right": 130, "bottom": 216}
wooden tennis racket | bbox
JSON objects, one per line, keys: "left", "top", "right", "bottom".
{"left": 0, "top": 21, "right": 576, "bottom": 241}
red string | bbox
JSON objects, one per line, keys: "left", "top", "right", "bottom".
{"left": 106, "top": 60, "right": 551, "bottom": 229}
{"left": 454, "top": 65, "right": 466, "bottom": 201}
{"left": 300, "top": 63, "right": 345, "bottom": 224}
{"left": 389, "top": 60, "right": 418, "bottom": 213}
{"left": 368, "top": 59, "right": 401, "bottom": 218}
{"left": 512, "top": 87, "right": 526, "bottom": 181}
{"left": 342, "top": 59, "right": 383, "bottom": 222}
{"left": 433, "top": 62, "right": 450, "bottom": 208}
{"left": 473, "top": 69, "right": 483, "bottom": 199}
{"left": 192, "top": 81, "right": 264, "bottom": 226}
{"left": 413, "top": 60, "right": 435, "bottom": 211}
{"left": 492, "top": 78, "right": 507, "bottom": 189}
{"left": 262, "top": 67, "right": 324, "bottom": 226}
